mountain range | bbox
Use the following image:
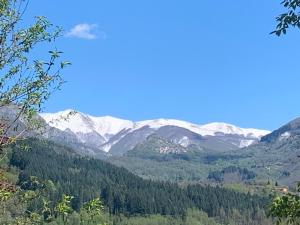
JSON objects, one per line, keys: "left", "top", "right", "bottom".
{"left": 40, "top": 110, "right": 270, "bottom": 156}
{"left": 2, "top": 106, "right": 300, "bottom": 185}
{"left": 107, "top": 115, "right": 300, "bottom": 186}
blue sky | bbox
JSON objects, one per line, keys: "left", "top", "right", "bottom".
{"left": 25, "top": 1, "right": 300, "bottom": 130}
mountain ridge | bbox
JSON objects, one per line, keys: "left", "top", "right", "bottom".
{"left": 41, "top": 109, "right": 270, "bottom": 137}
{"left": 40, "top": 109, "right": 270, "bottom": 154}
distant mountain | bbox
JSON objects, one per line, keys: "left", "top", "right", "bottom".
{"left": 109, "top": 117, "right": 300, "bottom": 186}
{"left": 40, "top": 110, "right": 270, "bottom": 155}
{"left": 4, "top": 106, "right": 300, "bottom": 186}
{"left": 0, "top": 106, "right": 107, "bottom": 157}
{"left": 239, "top": 117, "right": 300, "bottom": 186}
{"left": 260, "top": 118, "right": 300, "bottom": 143}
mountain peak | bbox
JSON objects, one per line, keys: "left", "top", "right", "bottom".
{"left": 41, "top": 111, "right": 134, "bottom": 138}
{"left": 261, "top": 117, "right": 300, "bottom": 143}
{"left": 40, "top": 110, "right": 271, "bottom": 152}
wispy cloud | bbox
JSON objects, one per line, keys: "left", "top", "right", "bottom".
{"left": 66, "top": 23, "right": 107, "bottom": 40}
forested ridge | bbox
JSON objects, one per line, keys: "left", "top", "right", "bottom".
{"left": 7, "top": 139, "right": 272, "bottom": 224}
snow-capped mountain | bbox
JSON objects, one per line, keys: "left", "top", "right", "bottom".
{"left": 40, "top": 110, "right": 270, "bottom": 155}
{"left": 135, "top": 119, "right": 269, "bottom": 138}
{"left": 41, "top": 110, "right": 134, "bottom": 141}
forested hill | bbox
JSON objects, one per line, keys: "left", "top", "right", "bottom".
{"left": 9, "top": 139, "right": 270, "bottom": 223}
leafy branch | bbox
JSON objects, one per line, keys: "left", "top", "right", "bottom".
{"left": 272, "top": 0, "right": 300, "bottom": 35}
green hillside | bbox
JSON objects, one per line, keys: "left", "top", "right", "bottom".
{"left": 1, "top": 138, "right": 272, "bottom": 224}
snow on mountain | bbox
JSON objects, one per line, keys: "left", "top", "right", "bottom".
{"left": 40, "top": 110, "right": 270, "bottom": 152}
{"left": 199, "top": 122, "right": 270, "bottom": 138}
{"left": 40, "top": 110, "right": 134, "bottom": 141}
{"left": 41, "top": 110, "right": 94, "bottom": 134}
{"left": 134, "top": 119, "right": 269, "bottom": 138}
{"left": 239, "top": 139, "right": 256, "bottom": 148}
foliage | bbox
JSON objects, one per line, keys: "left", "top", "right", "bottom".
{"left": 80, "top": 198, "right": 105, "bottom": 224}
{"left": 272, "top": 0, "right": 300, "bottom": 35}
{"left": 207, "top": 166, "right": 256, "bottom": 183}
{"left": 55, "top": 195, "right": 74, "bottom": 225}
{"left": 270, "top": 182, "right": 300, "bottom": 225}
{"left": 0, "top": 0, "right": 72, "bottom": 224}
{"left": 0, "top": 0, "right": 69, "bottom": 153}
{"left": 111, "top": 208, "right": 273, "bottom": 225}
{"left": 112, "top": 209, "right": 221, "bottom": 225}
{"left": 0, "top": 179, "right": 108, "bottom": 224}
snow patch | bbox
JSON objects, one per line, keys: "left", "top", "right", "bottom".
{"left": 279, "top": 131, "right": 291, "bottom": 141}
{"left": 239, "top": 140, "right": 256, "bottom": 148}
{"left": 178, "top": 136, "right": 190, "bottom": 147}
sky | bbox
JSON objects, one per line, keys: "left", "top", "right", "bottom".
{"left": 23, "top": 0, "right": 300, "bottom": 130}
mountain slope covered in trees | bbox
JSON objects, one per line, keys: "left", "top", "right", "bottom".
{"left": 7, "top": 139, "right": 272, "bottom": 224}
{"left": 109, "top": 117, "right": 300, "bottom": 187}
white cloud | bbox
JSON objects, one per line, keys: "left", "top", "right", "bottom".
{"left": 66, "top": 23, "right": 106, "bottom": 40}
